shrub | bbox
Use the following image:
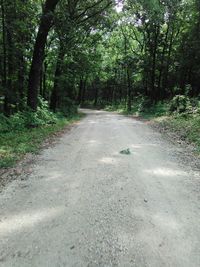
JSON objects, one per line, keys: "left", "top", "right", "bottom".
{"left": 0, "top": 114, "right": 10, "bottom": 132}
{"left": 169, "top": 95, "right": 190, "bottom": 114}
{"left": 34, "top": 97, "right": 58, "bottom": 126}
{"left": 59, "top": 97, "right": 78, "bottom": 116}
{"left": 172, "top": 86, "right": 182, "bottom": 95}
{"left": 9, "top": 112, "right": 26, "bottom": 130}
{"left": 185, "top": 84, "right": 192, "bottom": 96}
{"left": 0, "top": 97, "right": 58, "bottom": 133}
{"left": 138, "top": 97, "right": 152, "bottom": 113}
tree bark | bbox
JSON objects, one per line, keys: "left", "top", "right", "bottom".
{"left": 4, "top": 0, "right": 16, "bottom": 115}
{"left": 158, "top": 23, "right": 170, "bottom": 99}
{"left": 80, "top": 78, "right": 87, "bottom": 106}
{"left": 163, "top": 24, "right": 175, "bottom": 93}
{"left": 50, "top": 45, "right": 65, "bottom": 111}
{"left": 94, "top": 88, "right": 98, "bottom": 106}
{"left": 77, "top": 76, "right": 83, "bottom": 105}
{"left": 150, "top": 25, "right": 159, "bottom": 102}
{"left": 17, "top": 54, "right": 25, "bottom": 110}
{"left": 1, "top": 0, "right": 7, "bottom": 114}
{"left": 42, "top": 60, "right": 48, "bottom": 99}
{"left": 127, "top": 67, "right": 131, "bottom": 112}
{"left": 27, "top": 0, "right": 60, "bottom": 110}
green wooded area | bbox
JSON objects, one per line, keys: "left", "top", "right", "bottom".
{"left": 0, "top": 0, "right": 200, "bottom": 115}
{"left": 0, "top": 0, "right": 200, "bottom": 167}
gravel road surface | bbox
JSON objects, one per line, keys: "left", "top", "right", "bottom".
{"left": 0, "top": 109, "right": 200, "bottom": 267}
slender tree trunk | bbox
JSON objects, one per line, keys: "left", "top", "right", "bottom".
{"left": 43, "top": 61, "right": 47, "bottom": 99}
{"left": 158, "top": 23, "right": 169, "bottom": 99}
{"left": 50, "top": 45, "right": 64, "bottom": 111}
{"left": 80, "top": 78, "right": 87, "bottom": 106}
{"left": 5, "top": 0, "right": 16, "bottom": 115}
{"left": 94, "top": 88, "right": 98, "bottom": 106}
{"left": 119, "top": 69, "right": 122, "bottom": 102}
{"left": 163, "top": 24, "right": 175, "bottom": 93}
{"left": 127, "top": 67, "right": 131, "bottom": 112}
{"left": 77, "top": 76, "right": 83, "bottom": 105}
{"left": 94, "top": 79, "right": 99, "bottom": 107}
{"left": 150, "top": 25, "right": 159, "bottom": 102}
{"left": 18, "top": 54, "right": 25, "bottom": 110}
{"left": 1, "top": 0, "right": 7, "bottom": 114}
{"left": 27, "top": 0, "right": 60, "bottom": 110}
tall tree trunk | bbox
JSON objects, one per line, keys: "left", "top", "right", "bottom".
{"left": 50, "top": 45, "right": 65, "bottom": 111}
{"left": 77, "top": 76, "right": 83, "bottom": 105}
{"left": 94, "top": 88, "right": 98, "bottom": 106}
{"left": 27, "top": 0, "right": 59, "bottom": 110}
{"left": 150, "top": 25, "right": 159, "bottom": 102}
{"left": 158, "top": 23, "right": 170, "bottom": 100}
{"left": 4, "top": 0, "right": 16, "bottom": 115}
{"left": 94, "top": 79, "right": 99, "bottom": 107}
{"left": 18, "top": 54, "right": 25, "bottom": 110}
{"left": 127, "top": 67, "right": 131, "bottom": 112}
{"left": 1, "top": 0, "right": 7, "bottom": 114}
{"left": 80, "top": 78, "right": 87, "bottom": 106}
{"left": 42, "top": 60, "right": 47, "bottom": 99}
{"left": 39, "top": 53, "right": 47, "bottom": 97}
{"left": 163, "top": 24, "right": 175, "bottom": 93}
{"left": 40, "top": 67, "right": 43, "bottom": 96}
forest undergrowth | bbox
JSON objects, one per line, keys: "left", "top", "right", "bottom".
{"left": 0, "top": 99, "right": 82, "bottom": 168}
{"left": 104, "top": 96, "right": 200, "bottom": 153}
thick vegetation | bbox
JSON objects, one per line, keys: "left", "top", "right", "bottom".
{"left": 0, "top": 111, "right": 83, "bottom": 168}
{"left": 0, "top": 0, "right": 200, "bottom": 166}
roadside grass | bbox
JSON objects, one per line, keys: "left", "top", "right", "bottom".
{"left": 105, "top": 100, "right": 200, "bottom": 153}
{"left": 141, "top": 108, "right": 200, "bottom": 153}
{"left": 105, "top": 100, "right": 168, "bottom": 117}
{"left": 139, "top": 102, "right": 168, "bottom": 119}
{"left": 0, "top": 113, "right": 84, "bottom": 168}
{"left": 155, "top": 115, "right": 200, "bottom": 151}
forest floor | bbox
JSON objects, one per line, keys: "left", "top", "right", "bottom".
{"left": 0, "top": 109, "right": 200, "bottom": 266}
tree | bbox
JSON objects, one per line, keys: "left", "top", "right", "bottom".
{"left": 27, "top": 0, "right": 60, "bottom": 111}
{"left": 1, "top": 0, "right": 200, "bottom": 116}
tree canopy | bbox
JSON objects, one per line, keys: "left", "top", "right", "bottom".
{"left": 0, "top": 0, "right": 200, "bottom": 114}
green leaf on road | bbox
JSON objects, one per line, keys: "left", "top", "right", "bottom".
{"left": 120, "top": 148, "right": 131, "bottom": 155}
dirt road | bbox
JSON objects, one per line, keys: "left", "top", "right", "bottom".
{"left": 0, "top": 109, "right": 200, "bottom": 266}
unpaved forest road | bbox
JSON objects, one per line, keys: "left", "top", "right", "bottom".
{"left": 0, "top": 109, "right": 200, "bottom": 267}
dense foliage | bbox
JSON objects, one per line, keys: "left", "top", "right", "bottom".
{"left": 0, "top": 0, "right": 200, "bottom": 114}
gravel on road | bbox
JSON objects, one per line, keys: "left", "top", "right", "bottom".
{"left": 0, "top": 109, "right": 200, "bottom": 267}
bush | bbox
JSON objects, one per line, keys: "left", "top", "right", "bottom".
{"left": 32, "top": 97, "right": 58, "bottom": 126}
{"left": 169, "top": 95, "right": 190, "bottom": 114}
{"left": 172, "top": 86, "right": 182, "bottom": 95}
{"left": 185, "top": 84, "right": 192, "bottom": 96}
{"left": 59, "top": 97, "right": 78, "bottom": 116}
{"left": 138, "top": 97, "right": 152, "bottom": 113}
{"left": 0, "top": 97, "right": 58, "bottom": 133}
{"left": 0, "top": 114, "right": 10, "bottom": 132}
{"left": 9, "top": 112, "right": 26, "bottom": 130}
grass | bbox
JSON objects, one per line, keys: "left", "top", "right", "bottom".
{"left": 140, "top": 106, "right": 200, "bottom": 153}
{"left": 137, "top": 103, "right": 200, "bottom": 152}
{"left": 0, "top": 113, "right": 84, "bottom": 168}
{"left": 155, "top": 114, "right": 200, "bottom": 151}
{"left": 105, "top": 99, "right": 200, "bottom": 153}
{"left": 105, "top": 100, "right": 168, "bottom": 118}
{"left": 139, "top": 102, "right": 168, "bottom": 119}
